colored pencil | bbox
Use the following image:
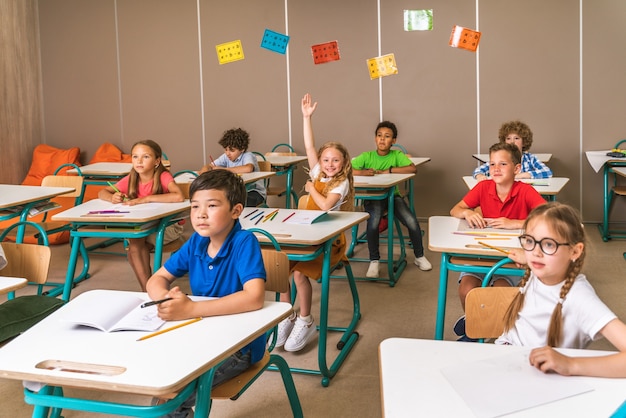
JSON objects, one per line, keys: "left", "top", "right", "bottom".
{"left": 477, "top": 241, "right": 510, "bottom": 255}
{"left": 137, "top": 317, "right": 202, "bottom": 341}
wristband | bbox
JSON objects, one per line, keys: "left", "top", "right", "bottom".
{"left": 389, "top": 167, "right": 392, "bottom": 174}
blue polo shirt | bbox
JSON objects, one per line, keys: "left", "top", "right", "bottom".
{"left": 164, "top": 220, "right": 266, "bottom": 363}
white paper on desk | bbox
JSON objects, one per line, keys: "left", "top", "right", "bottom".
{"left": 62, "top": 290, "right": 165, "bottom": 332}
{"left": 440, "top": 351, "right": 593, "bottom": 418}
{"left": 110, "top": 202, "right": 173, "bottom": 212}
{"left": 284, "top": 209, "right": 329, "bottom": 224}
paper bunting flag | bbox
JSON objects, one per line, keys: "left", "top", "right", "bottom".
{"left": 261, "top": 29, "right": 289, "bottom": 54}
{"left": 449, "top": 25, "right": 481, "bottom": 52}
{"left": 216, "top": 40, "right": 245, "bottom": 64}
{"left": 367, "top": 54, "right": 398, "bottom": 80}
{"left": 404, "top": 9, "right": 433, "bottom": 31}
{"left": 311, "top": 41, "right": 340, "bottom": 65}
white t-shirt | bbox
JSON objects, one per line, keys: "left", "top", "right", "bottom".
{"left": 309, "top": 163, "right": 349, "bottom": 210}
{"left": 496, "top": 273, "right": 616, "bottom": 348}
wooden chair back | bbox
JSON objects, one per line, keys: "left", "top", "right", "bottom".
{"left": 176, "top": 182, "right": 191, "bottom": 199}
{"left": 297, "top": 194, "right": 309, "bottom": 209}
{"left": 0, "top": 242, "right": 51, "bottom": 285}
{"left": 465, "top": 287, "right": 518, "bottom": 339}
{"left": 261, "top": 249, "right": 291, "bottom": 294}
{"left": 41, "top": 175, "right": 84, "bottom": 199}
{"left": 257, "top": 160, "right": 272, "bottom": 172}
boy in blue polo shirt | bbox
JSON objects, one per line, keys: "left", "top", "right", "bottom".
{"left": 146, "top": 170, "right": 266, "bottom": 417}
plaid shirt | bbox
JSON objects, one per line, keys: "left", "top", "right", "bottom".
{"left": 473, "top": 152, "right": 553, "bottom": 179}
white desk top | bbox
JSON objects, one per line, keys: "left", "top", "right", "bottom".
{"left": 0, "top": 184, "right": 75, "bottom": 210}
{"left": 0, "top": 290, "right": 292, "bottom": 396}
{"left": 0, "top": 276, "right": 27, "bottom": 295}
{"left": 585, "top": 150, "right": 626, "bottom": 173}
{"left": 462, "top": 176, "right": 570, "bottom": 196}
{"left": 263, "top": 155, "right": 308, "bottom": 167}
{"left": 473, "top": 153, "right": 552, "bottom": 164}
{"left": 67, "top": 162, "right": 132, "bottom": 176}
{"left": 428, "top": 216, "right": 521, "bottom": 256}
{"left": 353, "top": 173, "right": 415, "bottom": 188}
{"left": 409, "top": 157, "right": 431, "bottom": 167}
{"left": 174, "top": 171, "right": 275, "bottom": 185}
{"left": 379, "top": 338, "right": 626, "bottom": 418}
{"left": 240, "top": 207, "right": 368, "bottom": 246}
{"left": 51, "top": 198, "right": 190, "bottom": 224}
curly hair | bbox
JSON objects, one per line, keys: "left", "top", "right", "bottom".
{"left": 127, "top": 139, "right": 169, "bottom": 199}
{"left": 314, "top": 142, "right": 354, "bottom": 211}
{"left": 218, "top": 128, "right": 250, "bottom": 151}
{"left": 502, "top": 202, "right": 586, "bottom": 347}
{"left": 498, "top": 120, "right": 533, "bottom": 152}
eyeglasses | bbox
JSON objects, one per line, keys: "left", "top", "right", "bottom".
{"left": 518, "top": 234, "right": 571, "bottom": 255}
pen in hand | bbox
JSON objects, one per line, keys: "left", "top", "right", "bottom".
{"left": 107, "top": 181, "right": 127, "bottom": 201}
{"left": 141, "top": 297, "right": 173, "bottom": 308}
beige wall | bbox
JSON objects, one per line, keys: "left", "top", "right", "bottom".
{"left": 23, "top": 0, "right": 626, "bottom": 221}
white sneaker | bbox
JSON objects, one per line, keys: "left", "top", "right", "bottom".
{"left": 366, "top": 260, "right": 380, "bottom": 278}
{"left": 414, "top": 256, "right": 432, "bottom": 271}
{"left": 284, "top": 316, "right": 317, "bottom": 352}
{"left": 274, "top": 315, "right": 296, "bottom": 348}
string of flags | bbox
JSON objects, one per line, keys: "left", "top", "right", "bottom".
{"left": 215, "top": 9, "right": 481, "bottom": 80}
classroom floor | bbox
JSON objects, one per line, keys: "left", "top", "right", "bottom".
{"left": 1, "top": 219, "right": 626, "bottom": 418}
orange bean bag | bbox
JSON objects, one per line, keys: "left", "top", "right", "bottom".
{"left": 1, "top": 144, "right": 81, "bottom": 244}
{"left": 82, "top": 143, "right": 132, "bottom": 202}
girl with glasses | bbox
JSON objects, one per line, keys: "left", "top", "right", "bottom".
{"left": 496, "top": 202, "right": 626, "bottom": 356}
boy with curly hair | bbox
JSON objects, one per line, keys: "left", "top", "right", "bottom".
{"left": 200, "top": 128, "right": 266, "bottom": 207}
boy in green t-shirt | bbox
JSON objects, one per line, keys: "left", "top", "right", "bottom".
{"left": 352, "top": 121, "right": 431, "bottom": 278}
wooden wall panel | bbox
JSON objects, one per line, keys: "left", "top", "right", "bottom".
{"left": 0, "top": 0, "right": 41, "bottom": 184}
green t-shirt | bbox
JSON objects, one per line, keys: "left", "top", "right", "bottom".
{"left": 352, "top": 150, "right": 413, "bottom": 195}
{"left": 351, "top": 149, "right": 412, "bottom": 171}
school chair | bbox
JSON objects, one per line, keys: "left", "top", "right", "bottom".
{"left": 464, "top": 258, "right": 520, "bottom": 343}
{"left": 264, "top": 143, "right": 299, "bottom": 207}
{"left": 0, "top": 223, "right": 65, "bottom": 344}
{"left": 155, "top": 228, "right": 303, "bottom": 417}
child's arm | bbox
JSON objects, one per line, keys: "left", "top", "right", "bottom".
{"left": 302, "top": 93, "right": 319, "bottom": 169}
{"left": 450, "top": 199, "right": 487, "bottom": 228}
{"left": 473, "top": 163, "right": 489, "bottom": 181}
{"left": 353, "top": 168, "right": 375, "bottom": 176}
{"left": 98, "top": 186, "right": 126, "bottom": 203}
{"left": 126, "top": 179, "right": 185, "bottom": 205}
{"left": 155, "top": 279, "right": 265, "bottom": 321}
{"left": 306, "top": 181, "right": 342, "bottom": 211}
{"left": 530, "top": 319, "right": 626, "bottom": 377}
{"left": 516, "top": 153, "right": 553, "bottom": 179}
{"left": 484, "top": 217, "right": 525, "bottom": 229}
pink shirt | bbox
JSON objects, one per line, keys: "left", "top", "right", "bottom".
{"left": 115, "top": 171, "right": 175, "bottom": 198}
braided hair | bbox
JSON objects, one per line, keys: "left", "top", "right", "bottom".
{"left": 502, "top": 202, "right": 586, "bottom": 347}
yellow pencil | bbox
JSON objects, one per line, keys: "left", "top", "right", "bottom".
{"left": 137, "top": 317, "right": 202, "bottom": 341}
{"left": 263, "top": 209, "right": 279, "bottom": 222}
{"left": 477, "top": 241, "right": 510, "bottom": 255}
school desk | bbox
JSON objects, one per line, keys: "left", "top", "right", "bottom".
{"left": 379, "top": 338, "right": 626, "bottom": 418}
{"left": 51, "top": 199, "right": 190, "bottom": 301}
{"left": 0, "top": 184, "right": 75, "bottom": 243}
{"left": 0, "top": 289, "right": 293, "bottom": 417}
{"left": 428, "top": 216, "right": 524, "bottom": 340}
{"left": 240, "top": 207, "right": 369, "bottom": 387}
{"left": 585, "top": 151, "right": 626, "bottom": 241}
{"left": 472, "top": 153, "right": 552, "bottom": 164}
{"left": 0, "top": 276, "right": 27, "bottom": 295}
{"left": 262, "top": 155, "right": 307, "bottom": 208}
{"left": 462, "top": 176, "right": 570, "bottom": 202}
{"left": 348, "top": 173, "right": 415, "bottom": 286}
{"left": 173, "top": 170, "right": 276, "bottom": 186}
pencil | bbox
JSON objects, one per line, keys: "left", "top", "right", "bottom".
{"left": 282, "top": 212, "right": 296, "bottom": 223}
{"left": 140, "top": 297, "right": 173, "bottom": 308}
{"left": 263, "top": 209, "right": 279, "bottom": 222}
{"left": 453, "top": 231, "right": 487, "bottom": 237}
{"left": 474, "top": 237, "right": 511, "bottom": 241}
{"left": 244, "top": 208, "right": 258, "bottom": 219}
{"left": 250, "top": 211, "right": 264, "bottom": 221}
{"left": 209, "top": 155, "right": 215, "bottom": 165}
{"left": 477, "top": 241, "right": 510, "bottom": 255}
{"left": 137, "top": 317, "right": 202, "bottom": 341}
{"left": 107, "top": 181, "right": 121, "bottom": 193}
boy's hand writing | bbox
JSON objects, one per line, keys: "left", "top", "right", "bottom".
{"left": 156, "top": 287, "right": 193, "bottom": 321}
